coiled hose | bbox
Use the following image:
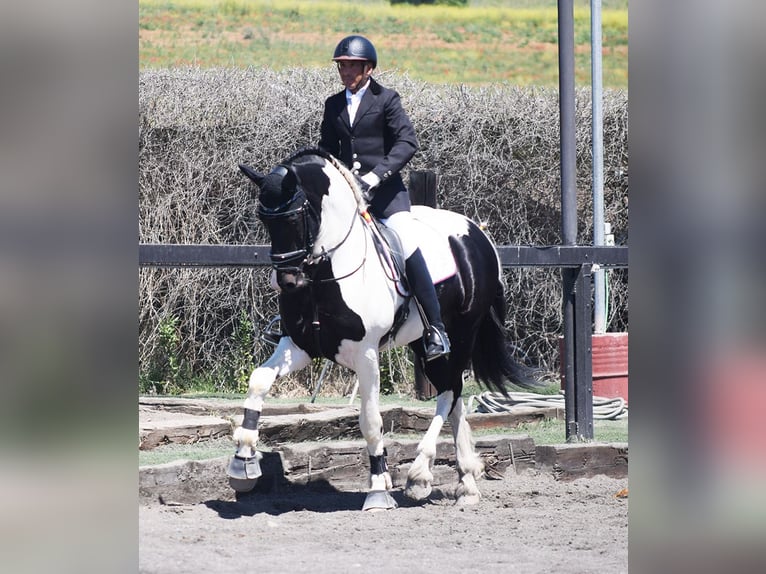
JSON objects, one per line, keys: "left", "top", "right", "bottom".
{"left": 467, "top": 391, "right": 628, "bottom": 420}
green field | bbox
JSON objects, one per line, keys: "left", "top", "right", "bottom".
{"left": 139, "top": 0, "right": 628, "bottom": 87}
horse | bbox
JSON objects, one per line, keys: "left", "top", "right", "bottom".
{"left": 228, "top": 147, "right": 542, "bottom": 510}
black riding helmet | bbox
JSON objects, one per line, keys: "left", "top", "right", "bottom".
{"left": 332, "top": 35, "right": 377, "bottom": 68}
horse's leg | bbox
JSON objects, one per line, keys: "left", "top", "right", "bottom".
{"left": 356, "top": 353, "right": 397, "bottom": 511}
{"left": 227, "top": 337, "right": 311, "bottom": 492}
{"left": 404, "top": 389, "right": 454, "bottom": 501}
{"left": 448, "top": 395, "right": 484, "bottom": 505}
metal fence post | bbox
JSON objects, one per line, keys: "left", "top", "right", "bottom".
{"left": 558, "top": 0, "right": 593, "bottom": 440}
{"left": 574, "top": 264, "right": 594, "bottom": 439}
{"left": 562, "top": 263, "right": 595, "bottom": 441}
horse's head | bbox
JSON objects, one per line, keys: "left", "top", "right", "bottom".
{"left": 239, "top": 162, "right": 319, "bottom": 291}
{"left": 240, "top": 149, "right": 364, "bottom": 292}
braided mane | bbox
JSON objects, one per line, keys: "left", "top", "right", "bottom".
{"left": 282, "top": 147, "right": 367, "bottom": 210}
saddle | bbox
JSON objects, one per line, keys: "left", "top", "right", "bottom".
{"left": 363, "top": 211, "right": 409, "bottom": 296}
{"left": 361, "top": 211, "right": 413, "bottom": 345}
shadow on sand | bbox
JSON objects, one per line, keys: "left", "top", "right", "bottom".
{"left": 203, "top": 452, "right": 443, "bottom": 517}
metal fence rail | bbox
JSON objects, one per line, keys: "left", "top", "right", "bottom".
{"left": 139, "top": 243, "right": 628, "bottom": 269}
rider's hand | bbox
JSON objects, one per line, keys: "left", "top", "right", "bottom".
{"left": 361, "top": 172, "right": 380, "bottom": 189}
{"left": 358, "top": 172, "right": 380, "bottom": 202}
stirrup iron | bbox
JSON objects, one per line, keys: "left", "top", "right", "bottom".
{"left": 424, "top": 326, "right": 450, "bottom": 361}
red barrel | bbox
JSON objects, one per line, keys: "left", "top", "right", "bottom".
{"left": 559, "top": 332, "right": 628, "bottom": 403}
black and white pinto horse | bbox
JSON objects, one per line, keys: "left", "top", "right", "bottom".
{"left": 228, "top": 148, "right": 540, "bottom": 510}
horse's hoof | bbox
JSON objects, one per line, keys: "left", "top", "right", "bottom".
{"left": 227, "top": 453, "right": 263, "bottom": 481}
{"left": 228, "top": 477, "right": 258, "bottom": 493}
{"left": 362, "top": 491, "right": 398, "bottom": 511}
{"left": 404, "top": 480, "right": 432, "bottom": 501}
{"left": 456, "top": 493, "right": 481, "bottom": 506}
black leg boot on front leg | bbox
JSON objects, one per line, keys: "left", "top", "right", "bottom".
{"left": 405, "top": 248, "right": 451, "bottom": 361}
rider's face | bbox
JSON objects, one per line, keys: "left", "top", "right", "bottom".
{"left": 336, "top": 60, "right": 371, "bottom": 94}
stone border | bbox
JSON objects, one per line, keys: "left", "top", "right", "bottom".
{"left": 139, "top": 398, "right": 561, "bottom": 451}
{"left": 139, "top": 435, "right": 627, "bottom": 505}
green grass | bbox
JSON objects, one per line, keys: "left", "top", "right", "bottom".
{"left": 389, "top": 415, "right": 628, "bottom": 445}
{"left": 139, "top": 0, "right": 627, "bottom": 87}
{"left": 492, "top": 416, "right": 628, "bottom": 444}
{"left": 139, "top": 437, "right": 238, "bottom": 466}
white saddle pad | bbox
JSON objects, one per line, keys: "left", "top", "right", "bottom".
{"left": 409, "top": 206, "right": 458, "bottom": 284}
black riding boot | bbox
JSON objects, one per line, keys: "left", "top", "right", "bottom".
{"left": 405, "top": 248, "right": 451, "bottom": 360}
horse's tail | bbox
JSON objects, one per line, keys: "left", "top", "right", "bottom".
{"left": 471, "top": 283, "right": 543, "bottom": 393}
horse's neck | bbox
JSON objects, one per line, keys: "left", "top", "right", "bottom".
{"left": 313, "top": 191, "right": 364, "bottom": 258}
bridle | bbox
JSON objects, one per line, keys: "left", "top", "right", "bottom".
{"left": 257, "top": 167, "right": 317, "bottom": 272}
{"left": 257, "top": 165, "right": 367, "bottom": 286}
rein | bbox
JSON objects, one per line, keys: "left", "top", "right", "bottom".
{"left": 307, "top": 209, "right": 368, "bottom": 284}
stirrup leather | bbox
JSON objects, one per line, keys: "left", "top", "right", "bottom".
{"left": 261, "top": 315, "right": 284, "bottom": 347}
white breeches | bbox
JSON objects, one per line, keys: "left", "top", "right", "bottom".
{"left": 381, "top": 211, "right": 419, "bottom": 258}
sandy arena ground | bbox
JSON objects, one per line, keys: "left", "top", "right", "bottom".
{"left": 139, "top": 469, "right": 628, "bottom": 574}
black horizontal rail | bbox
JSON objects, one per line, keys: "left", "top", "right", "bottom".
{"left": 496, "top": 245, "right": 627, "bottom": 267}
{"left": 138, "top": 243, "right": 628, "bottom": 268}
{"left": 139, "top": 244, "right": 271, "bottom": 267}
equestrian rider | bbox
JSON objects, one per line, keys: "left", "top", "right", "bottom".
{"left": 318, "top": 35, "right": 450, "bottom": 361}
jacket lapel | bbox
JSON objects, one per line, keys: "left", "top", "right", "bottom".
{"left": 339, "top": 97, "right": 352, "bottom": 129}
{"left": 330, "top": 92, "right": 352, "bottom": 130}
{"left": 354, "top": 85, "right": 376, "bottom": 127}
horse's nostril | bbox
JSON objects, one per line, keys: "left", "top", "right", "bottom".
{"left": 277, "top": 272, "right": 303, "bottom": 291}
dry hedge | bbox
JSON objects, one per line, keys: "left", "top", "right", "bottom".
{"left": 139, "top": 67, "right": 628, "bottom": 396}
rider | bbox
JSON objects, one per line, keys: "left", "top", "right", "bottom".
{"left": 318, "top": 34, "right": 450, "bottom": 361}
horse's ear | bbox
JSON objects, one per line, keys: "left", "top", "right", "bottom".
{"left": 239, "top": 164, "right": 266, "bottom": 187}
{"left": 281, "top": 166, "right": 298, "bottom": 188}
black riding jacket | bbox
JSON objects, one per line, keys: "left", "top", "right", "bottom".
{"left": 318, "top": 78, "right": 418, "bottom": 218}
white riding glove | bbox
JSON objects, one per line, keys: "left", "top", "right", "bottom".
{"left": 359, "top": 172, "right": 381, "bottom": 201}
{"left": 361, "top": 172, "right": 380, "bottom": 188}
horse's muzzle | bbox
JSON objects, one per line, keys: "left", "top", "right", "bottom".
{"left": 277, "top": 269, "right": 309, "bottom": 291}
